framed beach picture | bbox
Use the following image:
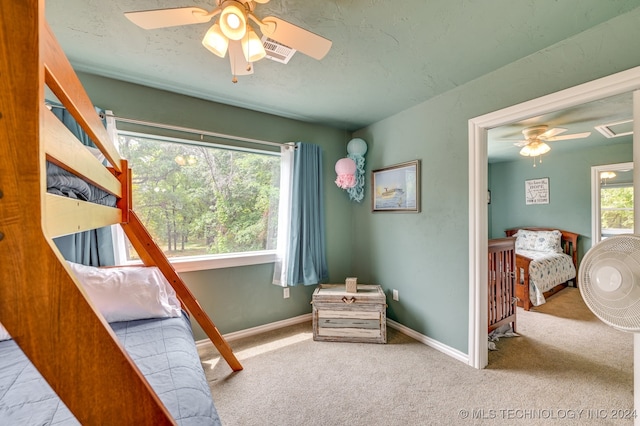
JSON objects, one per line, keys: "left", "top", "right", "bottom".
{"left": 372, "top": 160, "right": 420, "bottom": 212}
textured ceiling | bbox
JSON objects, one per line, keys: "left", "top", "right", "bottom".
{"left": 46, "top": 0, "right": 640, "bottom": 135}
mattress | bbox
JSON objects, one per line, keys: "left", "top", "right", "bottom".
{"left": 0, "top": 313, "right": 221, "bottom": 425}
{"left": 518, "top": 249, "right": 577, "bottom": 306}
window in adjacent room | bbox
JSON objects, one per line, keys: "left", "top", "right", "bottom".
{"left": 601, "top": 183, "right": 634, "bottom": 239}
{"left": 112, "top": 130, "right": 283, "bottom": 271}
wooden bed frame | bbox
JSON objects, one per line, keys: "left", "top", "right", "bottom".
{"left": 488, "top": 237, "right": 517, "bottom": 333}
{"left": 0, "top": 2, "right": 241, "bottom": 424}
{"left": 504, "top": 227, "right": 579, "bottom": 311}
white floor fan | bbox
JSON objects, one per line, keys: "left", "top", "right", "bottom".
{"left": 580, "top": 234, "right": 640, "bottom": 423}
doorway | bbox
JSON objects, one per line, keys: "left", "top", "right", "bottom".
{"left": 467, "top": 67, "right": 640, "bottom": 370}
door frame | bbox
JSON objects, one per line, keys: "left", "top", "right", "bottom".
{"left": 468, "top": 66, "right": 640, "bottom": 369}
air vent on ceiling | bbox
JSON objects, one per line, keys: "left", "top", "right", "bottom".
{"left": 261, "top": 37, "right": 296, "bottom": 64}
{"left": 594, "top": 119, "right": 634, "bottom": 138}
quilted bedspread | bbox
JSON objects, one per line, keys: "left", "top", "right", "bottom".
{"left": 0, "top": 314, "right": 221, "bottom": 425}
{"left": 517, "top": 249, "right": 576, "bottom": 306}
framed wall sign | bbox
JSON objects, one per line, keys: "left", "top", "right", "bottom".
{"left": 525, "top": 177, "right": 549, "bottom": 205}
{"left": 372, "top": 160, "right": 420, "bottom": 212}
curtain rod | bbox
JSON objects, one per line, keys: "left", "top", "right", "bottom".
{"left": 105, "top": 113, "right": 288, "bottom": 148}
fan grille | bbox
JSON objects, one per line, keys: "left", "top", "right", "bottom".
{"left": 579, "top": 234, "right": 640, "bottom": 332}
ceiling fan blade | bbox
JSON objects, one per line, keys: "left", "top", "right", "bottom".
{"left": 259, "top": 16, "right": 331, "bottom": 60}
{"left": 513, "top": 141, "right": 528, "bottom": 147}
{"left": 546, "top": 132, "right": 592, "bottom": 141}
{"left": 229, "top": 41, "right": 254, "bottom": 76}
{"left": 125, "top": 7, "right": 213, "bottom": 30}
{"left": 540, "top": 127, "right": 567, "bottom": 139}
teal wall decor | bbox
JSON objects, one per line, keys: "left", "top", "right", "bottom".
{"left": 346, "top": 138, "right": 367, "bottom": 202}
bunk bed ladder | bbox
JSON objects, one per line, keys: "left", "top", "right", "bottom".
{"left": 122, "top": 211, "right": 243, "bottom": 371}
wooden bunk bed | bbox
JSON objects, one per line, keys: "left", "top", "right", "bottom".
{"left": 0, "top": 2, "right": 241, "bottom": 424}
{"left": 505, "top": 227, "right": 579, "bottom": 311}
{"left": 488, "top": 237, "right": 517, "bottom": 333}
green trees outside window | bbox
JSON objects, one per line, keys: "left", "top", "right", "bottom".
{"left": 601, "top": 185, "right": 633, "bottom": 236}
{"left": 117, "top": 134, "right": 280, "bottom": 259}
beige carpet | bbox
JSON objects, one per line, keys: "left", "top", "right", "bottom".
{"left": 198, "top": 288, "right": 633, "bottom": 425}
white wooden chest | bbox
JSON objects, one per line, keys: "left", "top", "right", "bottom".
{"left": 312, "top": 284, "right": 387, "bottom": 344}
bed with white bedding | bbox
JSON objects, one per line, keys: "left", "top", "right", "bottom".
{"left": 505, "top": 228, "right": 579, "bottom": 310}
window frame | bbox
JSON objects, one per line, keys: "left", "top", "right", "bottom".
{"left": 590, "top": 162, "right": 634, "bottom": 245}
{"left": 108, "top": 119, "right": 285, "bottom": 272}
{"left": 600, "top": 183, "right": 634, "bottom": 239}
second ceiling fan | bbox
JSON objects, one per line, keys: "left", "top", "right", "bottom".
{"left": 513, "top": 125, "right": 591, "bottom": 166}
{"left": 125, "top": 0, "right": 332, "bottom": 82}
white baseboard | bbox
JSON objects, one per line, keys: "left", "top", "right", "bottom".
{"left": 197, "top": 314, "right": 469, "bottom": 365}
{"left": 195, "top": 313, "right": 312, "bottom": 349}
{"left": 386, "top": 319, "right": 469, "bottom": 364}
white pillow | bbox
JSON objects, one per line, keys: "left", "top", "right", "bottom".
{"left": 533, "top": 230, "right": 563, "bottom": 253}
{"left": 514, "top": 229, "right": 537, "bottom": 251}
{"left": 515, "top": 229, "right": 562, "bottom": 253}
{"left": 0, "top": 323, "right": 11, "bottom": 341}
{"left": 67, "top": 262, "right": 182, "bottom": 322}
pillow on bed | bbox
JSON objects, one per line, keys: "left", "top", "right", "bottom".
{"left": 0, "top": 323, "right": 11, "bottom": 341}
{"left": 515, "top": 229, "right": 562, "bottom": 253}
{"left": 67, "top": 262, "right": 182, "bottom": 323}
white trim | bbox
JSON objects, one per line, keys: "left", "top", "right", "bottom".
{"left": 171, "top": 251, "right": 277, "bottom": 272}
{"left": 195, "top": 315, "right": 468, "bottom": 365}
{"left": 468, "top": 119, "right": 489, "bottom": 369}
{"left": 633, "top": 90, "right": 640, "bottom": 426}
{"left": 108, "top": 228, "right": 278, "bottom": 272}
{"left": 591, "top": 162, "right": 634, "bottom": 246}
{"left": 469, "top": 66, "right": 640, "bottom": 370}
{"left": 387, "top": 319, "right": 469, "bottom": 364}
{"left": 195, "top": 313, "right": 312, "bottom": 349}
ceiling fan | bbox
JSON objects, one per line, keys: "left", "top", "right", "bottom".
{"left": 512, "top": 125, "right": 591, "bottom": 166}
{"left": 124, "top": 0, "right": 332, "bottom": 82}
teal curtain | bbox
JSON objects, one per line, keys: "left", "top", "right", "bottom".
{"left": 286, "top": 142, "right": 328, "bottom": 285}
{"left": 50, "top": 104, "right": 115, "bottom": 266}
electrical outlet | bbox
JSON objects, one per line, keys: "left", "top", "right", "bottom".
{"left": 392, "top": 289, "right": 399, "bottom": 301}
{"left": 283, "top": 287, "right": 290, "bottom": 299}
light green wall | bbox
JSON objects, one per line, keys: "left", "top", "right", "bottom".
{"left": 489, "top": 142, "right": 633, "bottom": 263}
{"left": 77, "top": 72, "right": 353, "bottom": 340}
{"left": 352, "top": 7, "right": 640, "bottom": 353}
{"left": 77, "top": 6, "right": 640, "bottom": 350}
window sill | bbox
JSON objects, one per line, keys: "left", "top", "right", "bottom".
{"left": 125, "top": 251, "right": 277, "bottom": 273}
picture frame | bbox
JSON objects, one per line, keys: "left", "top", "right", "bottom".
{"left": 525, "top": 177, "right": 549, "bottom": 205}
{"left": 372, "top": 160, "right": 420, "bottom": 212}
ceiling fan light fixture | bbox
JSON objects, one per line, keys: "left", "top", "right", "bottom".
{"left": 242, "top": 26, "right": 266, "bottom": 62}
{"left": 202, "top": 23, "right": 229, "bottom": 58}
{"left": 219, "top": 2, "right": 247, "bottom": 40}
{"left": 601, "top": 171, "right": 617, "bottom": 180}
{"left": 519, "top": 141, "right": 550, "bottom": 157}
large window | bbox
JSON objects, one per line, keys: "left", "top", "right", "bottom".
{"left": 113, "top": 131, "right": 282, "bottom": 270}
